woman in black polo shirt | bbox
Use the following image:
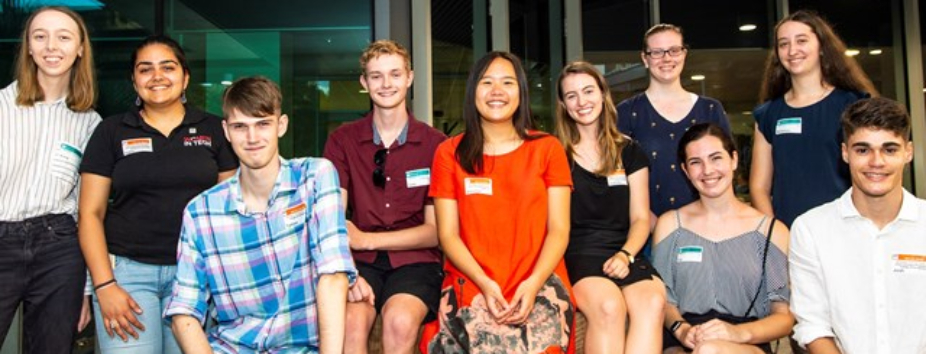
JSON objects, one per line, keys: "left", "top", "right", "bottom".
{"left": 78, "top": 35, "right": 237, "bottom": 354}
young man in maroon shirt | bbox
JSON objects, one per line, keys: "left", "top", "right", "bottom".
{"left": 323, "top": 40, "right": 446, "bottom": 354}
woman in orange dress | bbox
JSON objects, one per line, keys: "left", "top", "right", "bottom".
{"left": 421, "top": 51, "right": 575, "bottom": 354}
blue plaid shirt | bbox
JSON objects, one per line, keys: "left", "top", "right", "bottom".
{"left": 165, "top": 157, "right": 356, "bottom": 353}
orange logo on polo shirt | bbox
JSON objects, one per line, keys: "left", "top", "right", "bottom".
{"left": 121, "top": 138, "right": 153, "bottom": 156}
{"left": 284, "top": 203, "right": 307, "bottom": 227}
{"left": 183, "top": 135, "right": 212, "bottom": 147}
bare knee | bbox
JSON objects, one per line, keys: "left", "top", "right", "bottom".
{"left": 345, "top": 303, "right": 376, "bottom": 340}
{"left": 692, "top": 340, "right": 726, "bottom": 354}
{"left": 586, "top": 297, "right": 627, "bottom": 325}
{"left": 380, "top": 298, "right": 427, "bottom": 345}
{"left": 626, "top": 282, "right": 667, "bottom": 320}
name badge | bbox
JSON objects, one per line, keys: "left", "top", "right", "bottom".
{"left": 677, "top": 246, "right": 703, "bottom": 263}
{"left": 284, "top": 203, "right": 307, "bottom": 228}
{"left": 122, "top": 138, "right": 153, "bottom": 156}
{"left": 464, "top": 177, "right": 493, "bottom": 196}
{"left": 892, "top": 254, "right": 926, "bottom": 274}
{"left": 406, "top": 168, "right": 431, "bottom": 188}
{"left": 607, "top": 169, "right": 628, "bottom": 186}
{"left": 775, "top": 118, "right": 802, "bottom": 135}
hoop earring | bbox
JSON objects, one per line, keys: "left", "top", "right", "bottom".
{"left": 181, "top": 91, "right": 187, "bottom": 104}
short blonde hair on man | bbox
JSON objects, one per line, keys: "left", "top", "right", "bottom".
{"left": 359, "top": 39, "right": 411, "bottom": 75}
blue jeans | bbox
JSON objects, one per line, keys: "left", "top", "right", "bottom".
{"left": 0, "top": 214, "right": 86, "bottom": 354}
{"left": 93, "top": 256, "right": 182, "bottom": 354}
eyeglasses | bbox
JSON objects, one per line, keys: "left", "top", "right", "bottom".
{"left": 644, "top": 46, "right": 687, "bottom": 59}
{"left": 373, "top": 148, "right": 388, "bottom": 188}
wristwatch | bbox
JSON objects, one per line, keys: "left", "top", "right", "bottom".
{"left": 618, "top": 249, "right": 635, "bottom": 264}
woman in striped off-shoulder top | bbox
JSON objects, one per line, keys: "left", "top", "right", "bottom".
{"left": 652, "top": 123, "right": 794, "bottom": 354}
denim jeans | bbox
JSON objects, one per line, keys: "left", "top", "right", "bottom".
{"left": 0, "top": 214, "right": 86, "bottom": 354}
{"left": 93, "top": 256, "right": 182, "bottom": 354}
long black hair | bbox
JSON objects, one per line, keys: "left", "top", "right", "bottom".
{"left": 455, "top": 51, "right": 540, "bottom": 174}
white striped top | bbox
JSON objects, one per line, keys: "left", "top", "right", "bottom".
{"left": 0, "top": 82, "right": 101, "bottom": 221}
{"left": 653, "top": 212, "right": 790, "bottom": 319}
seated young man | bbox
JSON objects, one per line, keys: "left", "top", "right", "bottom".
{"left": 165, "top": 76, "right": 356, "bottom": 354}
{"left": 323, "top": 40, "right": 445, "bottom": 354}
{"left": 790, "top": 97, "right": 926, "bottom": 354}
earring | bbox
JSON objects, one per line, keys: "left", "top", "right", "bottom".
{"left": 135, "top": 96, "right": 142, "bottom": 106}
{"left": 181, "top": 91, "right": 187, "bottom": 104}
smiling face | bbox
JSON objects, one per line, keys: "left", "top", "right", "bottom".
{"left": 559, "top": 73, "right": 603, "bottom": 126}
{"left": 223, "top": 109, "right": 289, "bottom": 171}
{"left": 475, "top": 58, "right": 520, "bottom": 125}
{"left": 642, "top": 30, "right": 686, "bottom": 84}
{"left": 843, "top": 127, "right": 912, "bottom": 200}
{"left": 28, "top": 9, "right": 83, "bottom": 82}
{"left": 681, "top": 135, "right": 738, "bottom": 199}
{"left": 776, "top": 20, "right": 822, "bottom": 78}
{"left": 132, "top": 43, "right": 189, "bottom": 109}
{"left": 360, "top": 53, "right": 413, "bottom": 110}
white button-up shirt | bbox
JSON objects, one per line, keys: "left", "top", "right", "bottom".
{"left": 790, "top": 188, "right": 926, "bottom": 354}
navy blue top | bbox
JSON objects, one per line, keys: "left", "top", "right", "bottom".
{"left": 753, "top": 88, "right": 866, "bottom": 226}
{"left": 617, "top": 93, "right": 731, "bottom": 216}
{"left": 567, "top": 140, "right": 649, "bottom": 257}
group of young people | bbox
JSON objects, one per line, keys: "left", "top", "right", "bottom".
{"left": 0, "top": 5, "right": 924, "bottom": 354}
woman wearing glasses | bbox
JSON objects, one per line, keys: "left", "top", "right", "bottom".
{"left": 617, "top": 24, "right": 731, "bottom": 220}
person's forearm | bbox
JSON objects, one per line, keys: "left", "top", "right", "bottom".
{"left": 78, "top": 213, "right": 114, "bottom": 285}
{"left": 528, "top": 187, "right": 570, "bottom": 287}
{"left": 355, "top": 223, "right": 438, "bottom": 251}
{"left": 171, "top": 315, "right": 212, "bottom": 354}
{"left": 623, "top": 218, "right": 650, "bottom": 256}
{"left": 736, "top": 311, "right": 795, "bottom": 344}
{"left": 317, "top": 273, "right": 349, "bottom": 354}
{"left": 807, "top": 337, "right": 842, "bottom": 354}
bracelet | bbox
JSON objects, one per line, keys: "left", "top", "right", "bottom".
{"left": 669, "top": 320, "right": 686, "bottom": 334}
{"left": 93, "top": 279, "right": 117, "bottom": 292}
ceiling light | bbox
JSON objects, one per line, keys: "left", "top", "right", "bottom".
{"left": 739, "top": 24, "right": 757, "bottom": 31}
{"left": 741, "top": 111, "right": 752, "bottom": 115}
{"left": 869, "top": 49, "right": 883, "bottom": 55}
{"left": 220, "top": 80, "right": 232, "bottom": 86}
{"left": 691, "top": 75, "right": 705, "bottom": 81}
{"left": 845, "top": 49, "right": 860, "bottom": 56}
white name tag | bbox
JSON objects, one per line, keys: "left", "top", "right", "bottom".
{"left": 892, "top": 254, "right": 926, "bottom": 274}
{"left": 775, "top": 118, "right": 802, "bottom": 135}
{"left": 284, "top": 203, "right": 307, "bottom": 228}
{"left": 607, "top": 170, "right": 628, "bottom": 186}
{"left": 406, "top": 168, "right": 431, "bottom": 188}
{"left": 677, "top": 246, "right": 703, "bottom": 263}
{"left": 464, "top": 177, "right": 493, "bottom": 196}
{"left": 122, "top": 138, "right": 153, "bottom": 156}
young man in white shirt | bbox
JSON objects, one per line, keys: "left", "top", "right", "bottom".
{"left": 790, "top": 97, "right": 926, "bottom": 354}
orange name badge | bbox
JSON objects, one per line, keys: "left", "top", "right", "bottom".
{"left": 284, "top": 203, "right": 307, "bottom": 227}
{"left": 464, "top": 177, "right": 493, "bottom": 196}
{"left": 892, "top": 254, "right": 926, "bottom": 274}
{"left": 121, "top": 138, "right": 153, "bottom": 156}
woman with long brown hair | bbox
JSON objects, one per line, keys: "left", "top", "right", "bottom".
{"left": 555, "top": 61, "right": 666, "bottom": 354}
{"left": 750, "top": 10, "right": 877, "bottom": 227}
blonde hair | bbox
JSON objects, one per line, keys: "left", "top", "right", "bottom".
{"left": 15, "top": 6, "right": 95, "bottom": 111}
{"left": 554, "top": 61, "right": 627, "bottom": 176}
{"left": 359, "top": 39, "right": 411, "bottom": 75}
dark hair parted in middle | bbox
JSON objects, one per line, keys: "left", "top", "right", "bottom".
{"left": 131, "top": 35, "right": 191, "bottom": 77}
{"left": 678, "top": 122, "right": 737, "bottom": 165}
{"left": 455, "top": 51, "right": 541, "bottom": 174}
{"left": 841, "top": 97, "right": 912, "bottom": 141}
{"left": 222, "top": 76, "right": 283, "bottom": 118}
{"left": 759, "top": 10, "right": 877, "bottom": 102}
